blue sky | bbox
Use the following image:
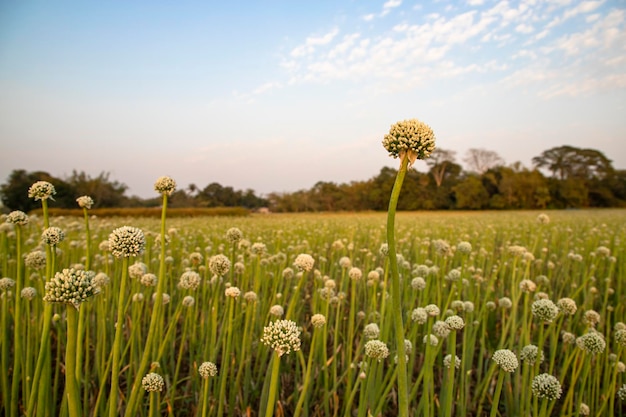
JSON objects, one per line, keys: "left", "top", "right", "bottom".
{"left": 1, "top": 0, "right": 624, "bottom": 198}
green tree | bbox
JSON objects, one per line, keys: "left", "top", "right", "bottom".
{"left": 452, "top": 175, "right": 489, "bottom": 209}
{"left": 0, "top": 169, "right": 73, "bottom": 211}
{"left": 66, "top": 170, "right": 128, "bottom": 207}
{"left": 426, "top": 148, "right": 458, "bottom": 187}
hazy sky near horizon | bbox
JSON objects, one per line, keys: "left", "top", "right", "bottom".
{"left": 1, "top": 0, "right": 625, "bottom": 198}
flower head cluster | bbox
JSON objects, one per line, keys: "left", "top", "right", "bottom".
{"left": 76, "top": 196, "right": 94, "bottom": 209}
{"left": 348, "top": 267, "right": 363, "bottom": 281}
{"left": 433, "top": 239, "right": 452, "bottom": 256}
{"left": 25, "top": 250, "right": 46, "bottom": 270}
{"left": 382, "top": 119, "right": 436, "bottom": 164}
{"left": 557, "top": 298, "right": 577, "bottom": 316}
{"left": 182, "top": 295, "right": 195, "bottom": 307}
{"left": 225, "top": 286, "right": 241, "bottom": 298}
{"left": 537, "top": 213, "right": 550, "bottom": 224}
{"left": 445, "top": 315, "right": 465, "bottom": 330}
{"left": 42, "top": 227, "right": 65, "bottom": 246}
{"left": 519, "top": 279, "right": 537, "bottom": 293}
{"left": 412, "top": 307, "right": 428, "bottom": 324}
{"left": 293, "top": 254, "right": 315, "bottom": 272}
{"left": 269, "top": 305, "right": 284, "bottom": 317}
{"left": 618, "top": 384, "right": 626, "bottom": 401}
{"left": 108, "top": 226, "right": 145, "bottom": 258}
{"left": 6, "top": 211, "right": 29, "bottom": 226}
{"left": 140, "top": 273, "right": 157, "bottom": 287}
{"left": 457, "top": 241, "right": 472, "bottom": 255}
{"left": 141, "top": 373, "right": 164, "bottom": 392}
{"left": 43, "top": 268, "right": 99, "bottom": 309}
{"left": 128, "top": 262, "right": 147, "bottom": 279}
{"left": 519, "top": 344, "right": 544, "bottom": 365}
{"left": 498, "top": 297, "right": 513, "bottom": 309}
{"left": 492, "top": 349, "right": 519, "bottom": 372}
{"left": 188, "top": 252, "right": 203, "bottom": 265}
{"left": 28, "top": 181, "right": 56, "bottom": 201}
{"left": 576, "top": 332, "right": 606, "bottom": 354}
{"left": 614, "top": 329, "right": 626, "bottom": 347}
{"left": 584, "top": 310, "right": 601, "bottom": 327}
{"left": 198, "top": 361, "right": 218, "bottom": 378}
{"left": 209, "top": 254, "right": 231, "bottom": 277}
{"left": 311, "top": 313, "right": 326, "bottom": 328}
{"left": 244, "top": 291, "right": 258, "bottom": 303}
{"left": 93, "top": 272, "right": 110, "bottom": 288}
{"left": 250, "top": 242, "right": 267, "bottom": 256}
{"left": 579, "top": 403, "right": 590, "bottom": 416}
{"left": 261, "top": 319, "right": 301, "bottom": 356}
{"left": 532, "top": 299, "right": 559, "bottom": 322}
{"left": 433, "top": 320, "right": 451, "bottom": 338}
{"left": 425, "top": 304, "right": 440, "bottom": 317}
{"left": 411, "top": 277, "right": 426, "bottom": 290}
{"left": 21, "top": 287, "right": 37, "bottom": 300}
{"left": 363, "top": 323, "right": 380, "bottom": 340}
{"left": 0, "top": 277, "right": 16, "bottom": 291}
{"left": 226, "top": 227, "right": 243, "bottom": 243}
{"left": 154, "top": 176, "right": 176, "bottom": 195}
{"left": 531, "top": 373, "right": 562, "bottom": 401}
{"left": 365, "top": 340, "right": 390, "bottom": 362}
{"left": 178, "top": 271, "right": 201, "bottom": 290}
{"left": 444, "top": 354, "right": 461, "bottom": 369}
{"left": 282, "top": 267, "right": 294, "bottom": 279}
{"left": 418, "top": 332, "right": 436, "bottom": 345}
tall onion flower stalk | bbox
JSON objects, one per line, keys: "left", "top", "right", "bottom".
{"left": 25, "top": 181, "right": 57, "bottom": 417}
{"left": 6, "top": 211, "right": 28, "bottom": 417}
{"left": 382, "top": 118, "right": 435, "bottom": 417}
{"left": 260, "top": 319, "right": 301, "bottom": 417}
{"left": 294, "top": 313, "right": 326, "bottom": 417}
{"left": 490, "top": 349, "right": 519, "bottom": 417}
{"left": 43, "top": 268, "right": 99, "bottom": 417}
{"left": 124, "top": 176, "right": 175, "bottom": 416}
{"left": 107, "top": 226, "right": 146, "bottom": 417}
{"left": 75, "top": 196, "right": 93, "bottom": 396}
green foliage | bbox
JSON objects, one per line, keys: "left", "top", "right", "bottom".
{"left": 2, "top": 145, "right": 625, "bottom": 212}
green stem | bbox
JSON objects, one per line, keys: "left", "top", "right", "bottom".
{"left": 33, "top": 241, "right": 55, "bottom": 417}
{"left": 386, "top": 153, "right": 410, "bottom": 417}
{"left": 443, "top": 331, "right": 457, "bottom": 417}
{"left": 124, "top": 192, "right": 169, "bottom": 416}
{"left": 264, "top": 352, "right": 281, "bottom": 417}
{"left": 65, "top": 307, "right": 82, "bottom": 417}
{"left": 109, "top": 256, "right": 130, "bottom": 417}
{"left": 489, "top": 371, "right": 505, "bottom": 417}
{"left": 294, "top": 329, "right": 320, "bottom": 417}
{"left": 75, "top": 208, "right": 91, "bottom": 386}
{"left": 10, "top": 226, "right": 23, "bottom": 417}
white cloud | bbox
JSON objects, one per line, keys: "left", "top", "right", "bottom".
{"left": 290, "top": 28, "right": 340, "bottom": 57}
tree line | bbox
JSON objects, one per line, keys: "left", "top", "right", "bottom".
{"left": 1, "top": 145, "right": 625, "bottom": 213}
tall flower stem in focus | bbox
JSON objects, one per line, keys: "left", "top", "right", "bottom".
{"left": 23, "top": 182, "right": 56, "bottom": 417}
{"left": 386, "top": 152, "right": 410, "bottom": 417}
{"left": 382, "top": 118, "right": 436, "bottom": 417}
{"left": 124, "top": 176, "right": 175, "bottom": 416}
{"left": 75, "top": 197, "right": 93, "bottom": 396}
{"left": 108, "top": 256, "right": 130, "bottom": 417}
{"left": 6, "top": 212, "right": 27, "bottom": 417}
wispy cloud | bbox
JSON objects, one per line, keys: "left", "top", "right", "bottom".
{"left": 255, "top": 0, "right": 625, "bottom": 100}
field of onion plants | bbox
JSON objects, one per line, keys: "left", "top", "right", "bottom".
{"left": 1, "top": 180, "right": 625, "bottom": 417}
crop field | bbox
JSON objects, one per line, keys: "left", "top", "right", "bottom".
{"left": 2, "top": 201, "right": 626, "bottom": 416}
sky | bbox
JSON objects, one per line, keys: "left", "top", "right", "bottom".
{"left": 0, "top": 0, "right": 625, "bottom": 199}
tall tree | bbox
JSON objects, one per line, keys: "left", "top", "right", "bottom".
{"left": 532, "top": 145, "right": 614, "bottom": 180}
{"left": 426, "top": 148, "right": 457, "bottom": 187}
{"left": 463, "top": 148, "right": 504, "bottom": 174}
{"left": 0, "top": 170, "right": 73, "bottom": 211}
{"left": 66, "top": 170, "right": 128, "bottom": 207}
